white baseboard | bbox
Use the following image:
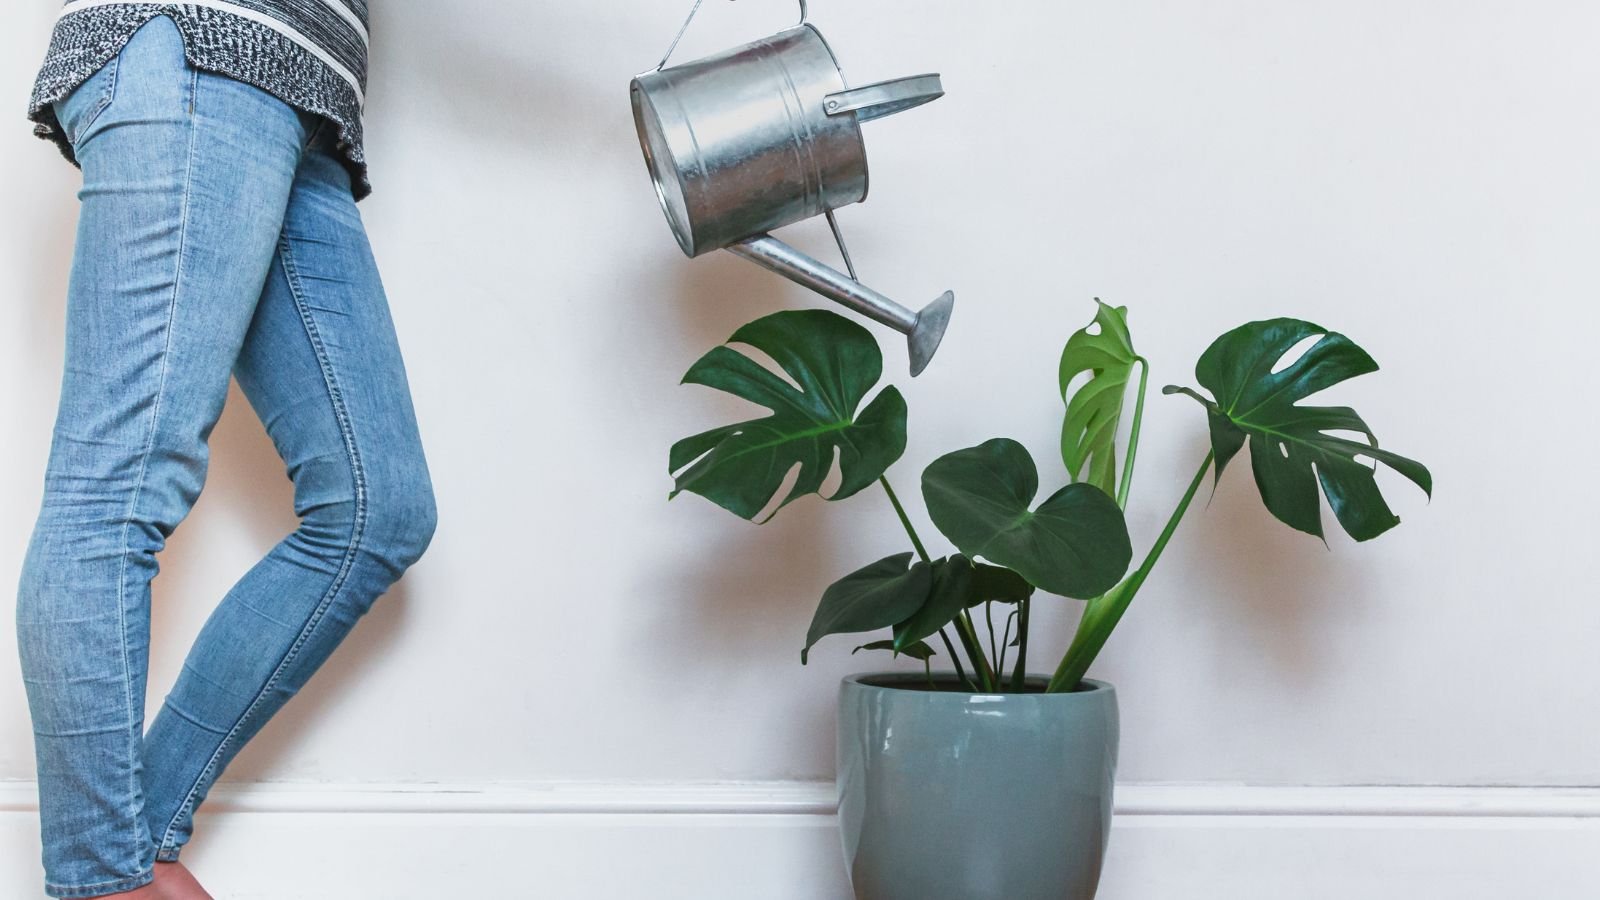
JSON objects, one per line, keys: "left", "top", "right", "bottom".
{"left": 4, "top": 781, "right": 1598, "bottom": 898}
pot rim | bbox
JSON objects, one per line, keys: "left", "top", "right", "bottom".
{"left": 841, "top": 670, "right": 1114, "bottom": 698}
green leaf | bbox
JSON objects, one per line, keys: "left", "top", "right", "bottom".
{"left": 969, "top": 561, "right": 1035, "bottom": 606}
{"left": 853, "top": 639, "right": 936, "bottom": 661}
{"left": 921, "top": 438, "right": 1132, "bottom": 598}
{"left": 671, "top": 310, "right": 908, "bottom": 522}
{"left": 1164, "top": 318, "right": 1432, "bottom": 542}
{"left": 892, "top": 555, "right": 975, "bottom": 651}
{"left": 1060, "top": 301, "right": 1139, "bottom": 495}
{"left": 803, "top": 553, "right": 932, "bottom": 664}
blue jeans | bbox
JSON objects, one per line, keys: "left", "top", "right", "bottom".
{"left": 15, "top": 15, "right": 437, "bottom": 898}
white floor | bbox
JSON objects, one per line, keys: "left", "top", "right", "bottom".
{"left": 3, "top": 781, "right": 1597, "bottom": 898}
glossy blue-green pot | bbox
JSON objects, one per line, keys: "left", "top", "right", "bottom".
{"left": 836, "top": 672, "right": 1118, "bottom": 900}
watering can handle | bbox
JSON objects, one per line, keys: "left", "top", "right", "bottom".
{"left": 823, "top": 74, "right": 945, "bottom": 123}
{"left": 656, "top": 0, "right": 809, "bottom": 71}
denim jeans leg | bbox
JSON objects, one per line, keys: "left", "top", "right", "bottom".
{"left": 14, "top": 15, "right": 308, "bottom": 897}
{"left": 140, "top": 130, "right": 438, "bottom": 862}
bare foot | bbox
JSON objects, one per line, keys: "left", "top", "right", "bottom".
{"left": 152, "top": 860, "right": 214, "bottom": 900}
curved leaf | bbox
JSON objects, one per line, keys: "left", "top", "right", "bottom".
{"left": 803, "top": 553, "right": 932, "bottom": 664}
{"left": 1060, "top": 301, "right": 1139, "bottom": 495}
{"left": 853, "top": 639, "right": 936, "bottom": 662}
{"left": 969, "top": 561, "right": 1034, "bottom": 607}
{"left": 1164, "top": 318, "right": 1432, "bottom": 541}
{"left": 671, "top": 310, "right": 908, "bottom": 522}
{"left": 892, "top": 555, "right": 975, "bottom": 651}
{"left": 921, "top": 438, "right": 1132, "bottom": 598}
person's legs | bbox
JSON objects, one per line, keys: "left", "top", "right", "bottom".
{"left": 140, "top": 122, "right": 438, "bottom": 863}
{"left": 14, "top": 14, "right": 313, "bottom": 898}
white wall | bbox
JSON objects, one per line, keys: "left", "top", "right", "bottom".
{"left": 3, "top": 0, "right": 1598, "bottom": 894}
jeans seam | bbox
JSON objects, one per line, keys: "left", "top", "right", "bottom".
{"left": 153, "top": 230, "right": 370, "bottom": 859}
{"left": 101, "top": 53, "right": 196, "bottom": 878}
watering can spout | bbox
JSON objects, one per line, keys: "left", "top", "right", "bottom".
{"left": 729, "top": 234, "right": 954, "bottom": 377}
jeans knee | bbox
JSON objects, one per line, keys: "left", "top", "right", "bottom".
{"left": 362, "top": 470, "right": 437, "bottom": 577}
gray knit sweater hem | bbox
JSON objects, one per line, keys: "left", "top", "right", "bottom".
{"left": 27, "top": 5, "right": 371, "bottom": 201}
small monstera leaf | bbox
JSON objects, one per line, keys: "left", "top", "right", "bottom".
{"left": 891, "top": 555, "right": 975, "bottom": 652}
{"left": 888, "top": 556, "right": 1034, "bottom": 652}
{"left": 808, "top": 553, "right": 1038, "bottom": 661}
{"left": 968, "top": 561, "right": 1034, "bottom": 606}
{"left": 803, "top": 553, "right": 932, "bottom": 664}
{"left": 1164, "top": 318, "right": 1432, "bottom": 542}
{"left": 922, "top": 438, "right": 1132, "bottom": 598}
{"left": 853, "top": 639, "right": 936, "bottom": 661}
{"left": 1060, "top": 301, "right": 1140, "bottom": 495}
{"left": 670, "top": 310, "right": 907, "bottom": 522}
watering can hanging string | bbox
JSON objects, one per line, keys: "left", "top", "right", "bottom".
{"left": 655, "top": 0, "right": 810, "bottom": 70}
{"left": 632, "top": 0, "right": 955, "bottom": 375}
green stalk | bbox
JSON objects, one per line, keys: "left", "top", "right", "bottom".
{"left": 1010, "top": 595, "right": 1031, "bottom": 691}
{"left": 879, "top": 477, "right": 930, "bottom": 564}
{"left": 937, "top": 628, "right": 977, "bottom": 692}
{"left": 985, "top": 601, "right": 998, "bottom": 662}
{"left": 996, "top": 608, "right": 1018, "bottom": 676}
{"left": 1116, "top": 357, "right": 1150, "bottom": 510}
{"left": 1046, "top": 450, "right": 1214, "bottom": 693}
{"left": 954, "top": 610, "right": 997, "bottom": 691}
{"left": 880, "top": 476, "right": 990, "bottom": 690}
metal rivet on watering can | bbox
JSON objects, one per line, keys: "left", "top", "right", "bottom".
{"left": 630, "top": 0, "right": 955, "bottom": 376}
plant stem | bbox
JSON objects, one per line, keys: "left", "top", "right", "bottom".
{"left": 1010, "top": 595, "right": 1031, "bottom": 691}
{"left": 1047, "top": 450, "right": 1215, "bottom": 693}
{"left": 879, "top": 477, "right": 930, "bottom": 564}
{"left": 880, "top": 476, "right": 994, "bottom": 690}
{"left": 996, "top": 608, "right": 1018, "bottom": 676}
{"left": 1116, "top": 357, "right": 1150, "bottom": 510}
{"left": 985, "top": 601, "right": 998, "bottom": 662}
{"left": 955, "top": 611, "right": 997, "bottom": 691}
{"left": 937, "top": 628, "right": 977, "bottom": 692}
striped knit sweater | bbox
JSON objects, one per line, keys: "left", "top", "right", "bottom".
{"left": 27, "top": 1, "right": 372, "bottom": 200}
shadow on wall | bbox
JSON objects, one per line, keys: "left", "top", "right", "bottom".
{"left": 18, "top": 191, "right": 75, "bottom": 378}
{"left": 144, "top": 2, "right": 667, "bottom": 777}
{"left": 643, "top": 254, "right": 845, "bottom": 675}
{"left": 384, "top": 6, "right": 642, "bottom": 162}
{"left": 1153, "top": 446, "right": 1382, "bottom": 692}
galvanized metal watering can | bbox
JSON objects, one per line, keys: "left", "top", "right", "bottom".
{"left": 630, "top": 0, "right": 955, "bottom": 375}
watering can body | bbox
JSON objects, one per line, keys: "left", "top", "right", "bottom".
{"left": 631, "top": 14, "right": 954, "bottom": 375}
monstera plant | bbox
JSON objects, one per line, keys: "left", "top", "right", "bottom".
{"left": 668, "top": 303, "right": 1431, "bottom": 692}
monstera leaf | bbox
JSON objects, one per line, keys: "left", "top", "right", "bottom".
{"left": 891, "top": 555, "right": 975, "bottom": 651}
{"left": 1060, "top": 301, "right": 1141, "bottom": 496}
{"left": 670, "top": 310, "right": 907, "bottom": 522}
{"left": 921, "top": 438, "right": 1132, "bottom": 598}
{"left": 853, "top": 639, "right": 936, "bottom": 661}
{"left": 802, "top": 553, "right": 932, "bottom": 664}
{"left": 1164, "top": 318, "right": 1432, "bottom": 541}
{"left": 968, "top": 561, "right": 1034, "bottom": 606}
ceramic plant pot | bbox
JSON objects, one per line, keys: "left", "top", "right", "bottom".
{"left": 836, "top": 672, "right": 1118, "bottom": 900}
